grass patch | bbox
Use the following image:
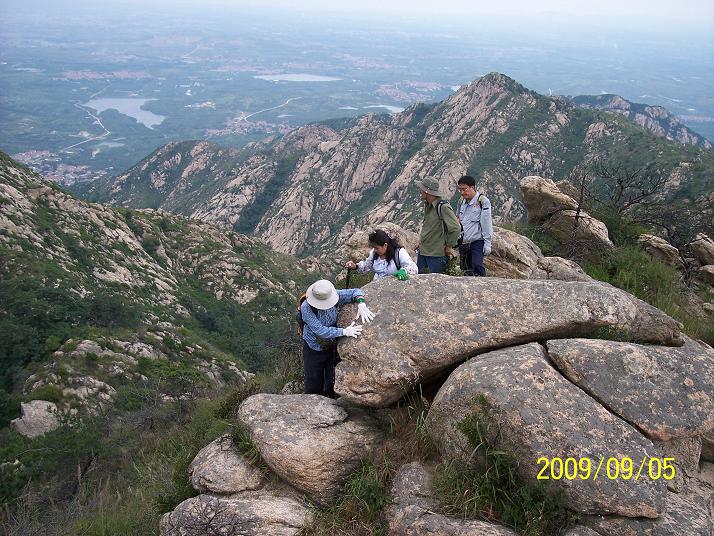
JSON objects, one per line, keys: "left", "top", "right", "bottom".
{"left": 303, "top": 458, "right": 390, "bottom": 536}
{"left": 432, "top": 398, "right": 577, "bottom": 535}
{"left": 303, "top": 391, "right": 437, "bottom": 536}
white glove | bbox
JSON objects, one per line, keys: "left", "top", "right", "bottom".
{"left": 342, "top": 322, "right": 363, "bottom": 338}
{"left": 483, "top": 243, "right": 492, "bottom": 256}
{"left": 356, "top": 302, "right": 375, "bottom": 323}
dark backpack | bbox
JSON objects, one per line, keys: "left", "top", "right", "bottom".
{"left": 296, "top": 293, "right": 317, "bottom": 337}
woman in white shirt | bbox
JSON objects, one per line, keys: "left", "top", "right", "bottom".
{"left": 345, "top": 229, "right": 418, "bottom": 281}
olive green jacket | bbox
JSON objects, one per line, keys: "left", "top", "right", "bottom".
{"left": 419, "top": 198, "right": 462, "bottom": 256}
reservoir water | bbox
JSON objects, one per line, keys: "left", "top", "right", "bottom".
{"left": 83, "top": 98, "right": 166, "bottom": 129}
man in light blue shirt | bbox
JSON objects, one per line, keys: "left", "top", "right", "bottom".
{"left": 300, "top": 279, "right": 375, "bottom": 397}
{"left": 456, "top": 175, "right": 493, "bottom": 277}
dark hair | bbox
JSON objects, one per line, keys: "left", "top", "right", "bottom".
{"left": 368, "top": 229, "right": 400, "bottom": 265}
{"left": 458, "top": 175, "right": 476, "bottom": 187}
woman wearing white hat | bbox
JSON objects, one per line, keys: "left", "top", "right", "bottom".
{"left": 300, "top": 279, "right": 375, "bottom": 397}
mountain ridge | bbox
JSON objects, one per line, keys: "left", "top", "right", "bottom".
{"left": 76, "top": 72, "right": 714, "bottom": 257}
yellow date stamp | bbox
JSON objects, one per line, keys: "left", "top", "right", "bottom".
{"left": 536, "top": 456, "right": 676, "bottom": 481}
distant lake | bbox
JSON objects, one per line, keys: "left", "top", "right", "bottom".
{"left": 253, "top": 73, "right": 342, "bottom": 82}
{"left": 364, "top": 104, "right": 405, "bottom": 114}
{"left": 83, "top": 98, "right": 166, "bottom": 129}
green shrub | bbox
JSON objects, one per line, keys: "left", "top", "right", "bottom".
{"left": 25, "top": 383, "right": 64, "bottom": 404}
{"left": 113, "top": 385, "right": 154, "bottom": 412}
{"left": 0, "top": 417, "right": 105, "bottom": 505}
{"left": 0, "top": 389, "right": 21, "bottom": 427}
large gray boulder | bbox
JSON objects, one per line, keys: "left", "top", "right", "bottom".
{"left": 426, "top": 343, "right": 666, "bottom": 518}
{"left": 699, "top": 265, "right": 714, "bottom": 286}
{"left": 11, "top": 400, "right": 60, "bottom": 438}
{"left": 237, "top": 394, "right": 381, "bottom": 506}
{"left": 335, "top": 275, "right": 682, "bottom": 407}
{"left": 384, "top": 462, "right": 519, "bottom": 536}
{"left": 638, "top": 234, "right": 683, "bottom": 268}
{"left": 583, "top": 489, "right": 713, "bottom": 535}
{"left": 546, "top": 339, "right": 714, "bottom": 441}
{"left": 691, "top": 233, "right": 714, "bottom": 266}
{"left": 520, "top": 176, "right": 613, "bottom": 250}
{"left": 485, "top": 226, "right": 591, "bottom": 281}
{"left": 159, "top": 491, "right": 312, "bottom": 536}
{"left": 189, "top": 435, "right": 265, "bottom": 494}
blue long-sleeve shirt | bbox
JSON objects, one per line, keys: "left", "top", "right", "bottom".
{"left": 301, "top": 288, "right": 365, "bottom": 351}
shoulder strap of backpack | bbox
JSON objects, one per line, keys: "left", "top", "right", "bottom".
{"left": 435, "top": 199, "right": 448, "bottom": 220}
{"left": 394, "top": 247, "right": 402, "bottom": 270}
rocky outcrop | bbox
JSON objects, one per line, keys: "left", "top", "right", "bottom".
{"left": 159, "top": 491, "right": 312, "bottom": 536}
{"left": 11, "top": 400, "right": 60, "bottom": 438}
{"left": 638, "top": 234, "right": 683, "bottom": 268}
{"left": 485, "top": 226, "right": 591, "bottom": 281}
{"left": 237, "top": 394, "right": 381, "bottom": 505}
{"left": 520, "top": 176, "right": 613, "bottom": 251}
{"left": 335, "top": 275, "right": 682, "bottom": 407}
{"left": 426, "top": 343, "right": 666, "bottom": 518}
{"left": 691, "top": 233, "right": 714, "bottom": 266}
{"left": 546, "top": 339, "right": 714, "bottom": 441}
{"left": 699, "top": 265, "right": 714, "bottom": 286}
{"left": 77, "top": 75, "right": 714, "bottom": 260}
{"left": 189, "top": 435, "right": 265, "bottom": 495}
{"left": 384, "top": 462, "right": 519, "bottom": 535}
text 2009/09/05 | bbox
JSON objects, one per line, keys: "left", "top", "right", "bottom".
{"left": 536, "top": 456, "right": 676, "bottom": 481}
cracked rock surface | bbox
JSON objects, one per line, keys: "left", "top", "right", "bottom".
{"left": 426, "top": 343, "right": 666, "bottom": 518}
{"left": 159, "top": 491, "right": 312, "bottom": 536}
{"left": 547, "top": 338, "right": 714, "bottom": 441}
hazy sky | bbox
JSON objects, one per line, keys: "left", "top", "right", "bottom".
{"left": 3, "top": 0, "right": 713, "bottom": 25}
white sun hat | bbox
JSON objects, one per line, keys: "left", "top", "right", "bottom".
{"left": 306, "top": 279, "right": 339, "bottom": 310}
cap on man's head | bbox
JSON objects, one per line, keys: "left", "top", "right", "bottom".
{"left": 415, "top": 177, "right": 442, "bottom": 197}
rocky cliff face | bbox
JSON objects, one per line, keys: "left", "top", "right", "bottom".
{"left": 79, "top": 73, "right": 714, "bottom": 259}
{"left": 571, "top": 94, "right": 713, "bottom": 150}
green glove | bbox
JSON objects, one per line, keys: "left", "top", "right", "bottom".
{"left": 394, "top": 268, "right": 409, "bottom": 281}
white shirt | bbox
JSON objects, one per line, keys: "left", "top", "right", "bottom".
{"left": 357, "top": 248, "right": 418, "bottom": 280}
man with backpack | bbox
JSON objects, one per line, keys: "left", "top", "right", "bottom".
{"left": 298, "top": 279, "right": 375, "bottom": 398}
{"left": 456, "top": 175, "right": 493, "bottom": 277}
{"left": 414, "top": 177, "right": 462, "bottom": 274}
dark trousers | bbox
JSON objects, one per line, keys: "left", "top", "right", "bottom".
{"left": 417, "top": 253, "right": 448, "bottom": 274}
{"left": 303, "top": 342, "right": 338, "bottom": 397}
{"left": 459, "top": 239, "right": 486, "bottom": 277}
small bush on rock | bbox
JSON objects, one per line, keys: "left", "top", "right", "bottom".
{"left": 433, "top": 398, "right": 577, "bottom": 535}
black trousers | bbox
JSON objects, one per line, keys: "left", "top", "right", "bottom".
{"left": 303, "top": 341, "right": 338, "bottom": 397}
{"left": 459, "top": 239, "right": 486, "bottom": 277}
